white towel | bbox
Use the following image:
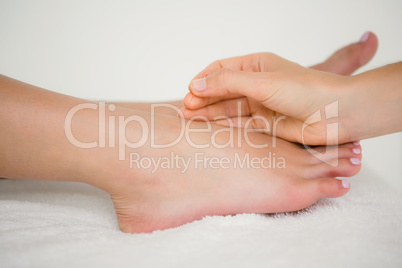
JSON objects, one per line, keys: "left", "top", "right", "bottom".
{"left": 0, "top": 166, "right": 401, "bottom": 268}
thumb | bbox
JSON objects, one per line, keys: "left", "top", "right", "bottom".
{"left": 189, "top": 68, "right": 281, "bottom": 103}
{"left": 189, "top": 66, "right": 323, "bottom": 120}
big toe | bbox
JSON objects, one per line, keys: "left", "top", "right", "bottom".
{"left": 315, "top": 31, "right": 378, "bottom": 75}
{"left": 314, "top": 178, "right": 350, "bottom": 199}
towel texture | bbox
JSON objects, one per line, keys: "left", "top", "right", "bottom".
{"left": 0, "top": 167, "right": 401, "bottom": 268}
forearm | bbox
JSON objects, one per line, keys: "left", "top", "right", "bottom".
{"left": 348, "top": 62, "right": 402, "bottom": 139}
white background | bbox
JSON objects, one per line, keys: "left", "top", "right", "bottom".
{"left": 0, "top": 0, "right": 401, "bottom": 191}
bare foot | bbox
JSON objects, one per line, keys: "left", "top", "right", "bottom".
{"left": 0, "top": 75, "right": 362, "bottom": 234}
{"left": 91, "top": 109, "right": 362, "bottom": 233}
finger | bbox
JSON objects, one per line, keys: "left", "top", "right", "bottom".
{"left": 182, "top": 97, "right": 251, "bottom": 120}
{"left": 191, "top": 53, "right": 264, "bottom": 80}
{"left": 181, "top": 100, "right": 277, "bottom": 131}
{"left": 189, "top": 68, "right": 281, "bottom": 101}
{"left": 210, "top": 116, "right": 273, "bottom": 130}
{"left": 182, "top": 107, "right": 284, "bottom": 135}
{"left": 310, "top": 32, "right": 378, "bottom": 75}
{"left": 188, "top": 67, "right": 309, "bottom": 120}
{"left": 183, "top": 92, "right": 243, "bottom": 110}
{"left": 212, "top": 116, "right": 253, "bottom": 128}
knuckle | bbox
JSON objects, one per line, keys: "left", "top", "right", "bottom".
{"left": 211, "top": 60, "right": 223, "bottom": 69}
{"left": 262, "top": 52, "right": 278, "bottom": 59}
{"left": 218, "top": 68, "right": 234, "bottom": 86}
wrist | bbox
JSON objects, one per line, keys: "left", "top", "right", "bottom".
{"left": 338, "top": 70, "right": 401, "bottom": 141}
{"left": 335, "top": 75, "right": 365, "bottom": 142}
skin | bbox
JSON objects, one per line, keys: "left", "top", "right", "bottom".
{"left": 183, "top": 32, "right": 402, "bottom": 145}
{"left": 0, "top": 40, "right": 374, "bottom": 233}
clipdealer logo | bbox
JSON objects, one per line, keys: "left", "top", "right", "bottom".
{"left": 63, "top": 102, "right": 282, "bottom": 161}
{"left": 302, "top": 101, "right": 339, "bottom": 167}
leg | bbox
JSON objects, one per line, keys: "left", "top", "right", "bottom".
{"left": 0, "top": 75, "right": 361, "bottom": 233}
{"left": 113, "top": 101, "right": 183, "bottom": 116}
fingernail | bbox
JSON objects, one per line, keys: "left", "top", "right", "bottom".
{"left": 359, "top": 32, "right": 370, "bottom": 43}
{"left": 350, "top": 158, "right": 361, "bottom": 165}
{"left": 352, "top": 148, "right": 361, "bottom": 154}
{"left": 341, "top": 179, "right": 349, "bottom": 189}
{"left": 353, "top": 141, "right": 360, "bottom": 145}
{"left": 190, "top": 78, "right": 207, "bottom": 92}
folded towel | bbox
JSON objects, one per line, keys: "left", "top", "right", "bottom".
{"left": 0, "top": 166, "right": 401, "bottom": 268}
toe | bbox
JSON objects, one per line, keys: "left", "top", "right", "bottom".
{"left": 310, "top": 32, "right": 378, "bottom": 76}
{"left": 310, "top": 147, "right": 361, "bottom": 163}
{"left": 314, "top": 178, "right": 350, "bottom": 199}
{"left": 285, "top": 178, "right": 350, "bottom": 211}
{"left": 309, "top": 142, "right": 362, "bottom": 164}
{"left": 315, "top": 158, "right": 362, "bottom": 178}
{"left": 313, "top": 142, "right": 360, "bottom": 153}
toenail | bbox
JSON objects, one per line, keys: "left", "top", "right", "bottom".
{"left": 359, "top": 32, "right": 370, "bottom": 43}
{"left": 352, "top": 148, "right": 361, "bottom": 154}
{"left": 341, "top": 179, "right": 349, "bottom": 189}
{"left": 353, "top": 141, "right": 360, "bottom": 145}
{"left": 350, "top": 158, "right": 361, "bottom": 165}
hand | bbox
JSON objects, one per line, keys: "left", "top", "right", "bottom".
{"left": 181, "top": 32, "right": 378, "bottom": 145}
